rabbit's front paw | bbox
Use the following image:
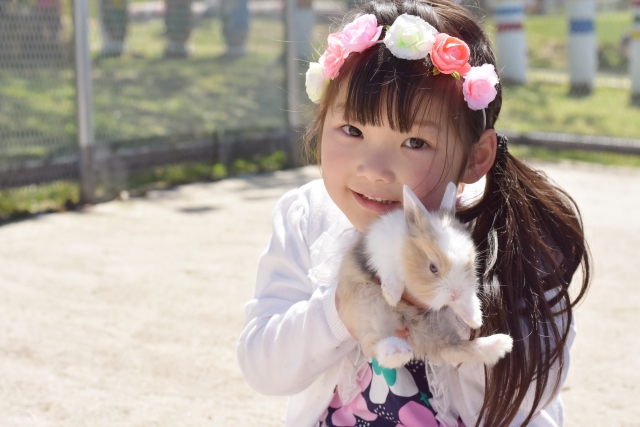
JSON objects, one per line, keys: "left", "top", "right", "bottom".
{"left": 477, "top": 334, "right": 513, "bottom": 366}
{"left": 375, "top": 337, "right": 413, "bottom": 368}
{"left": 380, "top": 277, "right": 404, "bottom": 307}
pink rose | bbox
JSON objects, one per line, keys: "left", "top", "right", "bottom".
{"left": 430, "top": 33, "right": 471, "bottom": 76}
{"left": 340, "top": 14, "right": 383, "bottom": 53}
{"left": 320, "top": 33, "right": 350, "bottom": 79}
{"left": 462, "top": 64, "right": 499, "bottom": 110}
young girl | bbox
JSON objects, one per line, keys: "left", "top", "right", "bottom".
{"left": 237, "top": 0, "right": 591, "bottom": 426}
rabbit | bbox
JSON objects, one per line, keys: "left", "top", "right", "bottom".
{"left": 336, "top": 183, "right": 513, "bottom": 369}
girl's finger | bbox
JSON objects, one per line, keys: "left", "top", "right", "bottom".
{"left": 395, "top": 328, "right": 410, "bottom": 338}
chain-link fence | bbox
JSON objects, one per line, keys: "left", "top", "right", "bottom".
{"left": 0, "top": 0, "right": 291, "bottom": 219}
{"left": 0, "top": 0, "right": 639, "bottom": 220}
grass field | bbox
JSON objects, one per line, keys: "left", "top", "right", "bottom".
{"left": 91, "top": 19, "right": 286, "bottom": 142}
{"left": 499, "top": 82, "right": 638, "bottom": 138}
{"left": 0, "top": 17, "right": 287, "bottom": 164}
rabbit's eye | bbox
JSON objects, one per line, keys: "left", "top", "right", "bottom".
{"left": 429, "top": 263, "right": 439, "bottom": 275}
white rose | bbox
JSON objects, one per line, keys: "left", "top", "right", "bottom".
{"left": 306, "top": 62, "right": 330, "bottom": 103}
{"left": 383, "top": 14, "right": 438, "bottom": 60}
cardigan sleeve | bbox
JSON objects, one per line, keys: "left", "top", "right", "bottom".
{"left": 237, "top": 187, "right": 357, "bottom": 396}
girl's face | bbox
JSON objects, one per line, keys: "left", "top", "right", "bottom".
{"left": 320, "top": 95, "right": 469, "bottom": 232}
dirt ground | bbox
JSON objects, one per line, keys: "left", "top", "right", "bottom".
{"left": 0, "top": 161, "right": 638, "bottom": 426}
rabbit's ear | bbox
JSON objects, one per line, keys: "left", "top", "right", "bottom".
{"left": 440, "top": 182, "right": 457, "bottom": 216}
{"left": 403, "top": 185, "right": 432, "bottom": 234}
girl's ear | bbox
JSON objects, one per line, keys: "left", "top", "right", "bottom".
{"left": 462, "top": 129, "right": 497, "bottom": 184}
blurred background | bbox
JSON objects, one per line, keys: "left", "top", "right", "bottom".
{"left": 0, "top": 0, "right": 638, "bottom": 221}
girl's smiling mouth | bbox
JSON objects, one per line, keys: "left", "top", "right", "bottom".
{"left": 352, "top": 190, "right": 401, "bottom": 213}
{"left": 360, "top": 193, "right": 394, "bottom": 204}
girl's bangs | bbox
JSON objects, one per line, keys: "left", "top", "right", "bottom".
{"left": 329, "top": 46, "right": 473, "bottom": 139}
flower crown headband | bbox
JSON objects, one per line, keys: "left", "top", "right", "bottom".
{"left": 305, "top": 13, "right": 500, "bottom": 124}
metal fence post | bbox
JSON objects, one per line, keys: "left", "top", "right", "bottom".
{"left": 494, "top": 0, "right": 527, "bottom": 85}
{"left": 285, "top": 0, "right": 303, "bottom": 165}
{"left": 73, "top": 0, "right": 96, "bottom": 203}
{"left": 567, "top": 0, "right": 596, "bottom": 96}
{"left": 294, "top": 0, "right": 315, "bottom": 60}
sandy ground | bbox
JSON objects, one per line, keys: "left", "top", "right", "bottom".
{"left": 0, "top": 161, "right": 638, "bottom": 427}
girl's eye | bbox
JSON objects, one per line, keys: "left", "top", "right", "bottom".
{"left": 429, "top": 263, "right": 439, "bottom": 275}
{"left": 341, "top": 125, "right": 363, "bottom": 137}
{"left": 403, "top": 137, "right": 428, "bottom": 149}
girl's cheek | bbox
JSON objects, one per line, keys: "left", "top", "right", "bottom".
{"left": 320, "top": 138, "right": 346, "bottom": 175}
{"left": 404, "top": 158, "right": 452, "bottom": 211}
{"left": 322, "top": 133, "right": 355, "bottom": 165}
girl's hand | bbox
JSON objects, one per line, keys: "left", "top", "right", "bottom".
{"left": 395, "top": 327, "right": 410, "bottom": 338}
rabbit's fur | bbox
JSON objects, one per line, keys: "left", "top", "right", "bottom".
{"left": 336, "top": 184, "right": 513, "bottom": 369}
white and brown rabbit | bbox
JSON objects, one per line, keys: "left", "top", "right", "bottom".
{"left": 336, "top": 183, "right": 513, "bottom": 369}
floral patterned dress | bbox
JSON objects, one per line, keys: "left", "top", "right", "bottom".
{"left": 320, "top": 359, "right": 464, "bottom": 427}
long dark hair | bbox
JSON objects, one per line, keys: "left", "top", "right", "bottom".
{"left": 303, "top": 0, "right": 591, "bottom": 425}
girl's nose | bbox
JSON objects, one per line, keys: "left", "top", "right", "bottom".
{"left": 356, "top": 149, "right": 395, "bottom": 183}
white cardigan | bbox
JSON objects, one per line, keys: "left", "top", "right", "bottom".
{"left": 237, "top": 179, "right": 575, "bottom": 427}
